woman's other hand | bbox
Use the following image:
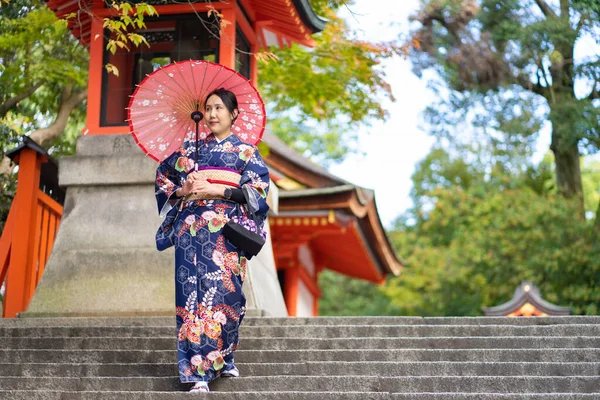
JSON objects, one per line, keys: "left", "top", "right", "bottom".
{"left": 175, "top": 175, "right": 194, "bottom": 197}
{"left": 194, "top": 179, "right": 225, "bottom": 198}
{"left": 176, "top": 173, "right": 198, "bottom": 197}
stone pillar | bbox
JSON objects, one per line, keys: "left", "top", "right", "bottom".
{"left": 24, "top": 134, "right": 287, "bottom": 317}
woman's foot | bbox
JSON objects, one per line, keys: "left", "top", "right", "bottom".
{"left": 189, "top": 381, "right": 210, "bottom": 393}
{"left": 220, "top": 365, "right": 240, "bottom": 378}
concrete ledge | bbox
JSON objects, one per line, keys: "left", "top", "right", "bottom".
{"left": 60, "top": 154, "right": 157, "bottom": 187}
{"left": 24, "top": 248, "right": 174, "bottom": 316}
{"left": 76, "top": 133, "right": 140, "bottom": 157}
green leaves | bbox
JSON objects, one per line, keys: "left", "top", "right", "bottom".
{"left": 409, "top": 0, "right": 600, "bottom": 202}
{"left": 259, "top": 5, "right": 406, "bottom": 162}
{"left": 389, "top": 181, "right": 599, "bottom": 316}
{"left": 103, "top": 3, "right": 156, "bottom": 69}
{"left": 0, "top": 0, "right": 88, "bottom": 134}
{"left": 380, "top": 136, "right": 600, "bottom": 316}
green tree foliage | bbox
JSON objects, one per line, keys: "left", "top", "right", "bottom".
{"left": 318, "top": 269, "right": 399, "bottom": 316}
{"left": 0, "top": 0, "right": 88, "bottom": 234}
{"left": 0, "top": 126, "right": 19, "bottom": 235}
{"left": 385, "top": 144, "right": 599, "bottom": 316}
{"left": 258, "top": 0, "right": 406, "bottom": 163}
{"left": 408, "top": 0, "right": 600, "bottom": 212}
{"left": 0, "top": 0, "right": 88, "bottom": 128}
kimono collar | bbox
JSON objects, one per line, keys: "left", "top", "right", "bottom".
{"left": 205, "top": 133, "right": 242, "bottom": 147}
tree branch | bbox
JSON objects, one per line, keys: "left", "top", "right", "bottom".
{"left": 534, "top": 0, "right": 557, "bottom": 18}
{"left": 575, "top": 14, "right": 587, "bottom": 35}
{"left": 518, "top": 72, "right": 546, "bottom": 97}
{"left": 0, "top": 86, "right": 87, "bottom": 179}
{"left": 0, "top": 82, "right": 43, "bottom": 118}
{"left": 28, "top": 87, "right": 87, "bottom": 148}
{"left": 560, "top": 0, "right": 569, "bottom": 18}
{"left": 595, "top": 196, "right": 600, "bottom": 232}
{"left": 588, "top": 78, "right": 599, "bottom": 101}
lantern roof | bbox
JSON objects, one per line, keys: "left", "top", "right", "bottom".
{"left": 483, "top": 281, "right": 571, "bottom": 316}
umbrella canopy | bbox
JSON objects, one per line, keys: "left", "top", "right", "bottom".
{"left": 128, "top": 60, "right": 266, "bottom": 162}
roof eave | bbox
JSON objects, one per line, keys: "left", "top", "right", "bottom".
{"left": 278, "top": 185, "right": 403, "bottom": 276}
{"left": 291, "top": 0, "right": 328, "bottom": 33}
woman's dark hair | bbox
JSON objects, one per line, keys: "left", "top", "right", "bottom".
{"left": 204, "top": 88, "right": 239, "bottom": 123}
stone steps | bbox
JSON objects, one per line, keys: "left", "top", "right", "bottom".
{"left": 2, "top": 336, "right": 599, "bottom": 350}
{"left": 0, "top": 392, "right": 599, "bottom": 400}
{"left": 1, "top": 362, "right": 599, "bottom": 377}
{"left": 2, "top": 348, "right": 599, "bottom": 363}
{"left": 0, "top": 316, "right": 597, "bottom": 399}
{"left": 2, "top": 324, "right": 599, "bottom": 337}
{"left": 1, "top": 376, "right": 600, "bottom": 392}
{"left": 3, "top": 316, "right": 599, "bottom": 327}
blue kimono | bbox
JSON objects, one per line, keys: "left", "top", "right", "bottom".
{"left": 154, "top": 133, "right": 270, "bottom": 383}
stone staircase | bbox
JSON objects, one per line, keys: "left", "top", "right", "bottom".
{"left": 0, "top": 316, "right": 599, "bottom": 399}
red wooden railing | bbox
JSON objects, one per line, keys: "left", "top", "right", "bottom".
{"left": 0, "top": 138, "right": 63, "bottom": 318}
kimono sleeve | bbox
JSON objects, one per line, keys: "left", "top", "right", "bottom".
{"left": 239, "top": 145, "right": 270, "bottom": 217}
{"left": 155, "top": 153, "right": 183, "bottom": 218}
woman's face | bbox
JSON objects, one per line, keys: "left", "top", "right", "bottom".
{"left": 205, "top": 95, "right": 238, "bottom": 136}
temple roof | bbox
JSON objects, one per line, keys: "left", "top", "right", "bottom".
{"left": 251, "top": 0, "right": 327, "bottom": 47}
{"left": 262, "top": 130, "right": 403, "bottom": 282}
{"left": 483, "top": 281, "right": 571, "bottom": 316}
{"left": 45, "top": 0, "right": 325, "bottom": 47}
{"left": 262, "top": 131, "right": 347, "bottom": 187}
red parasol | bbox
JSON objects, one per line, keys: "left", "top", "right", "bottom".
{"left": 128, "top": 60, "right": 266, "bottom": 163}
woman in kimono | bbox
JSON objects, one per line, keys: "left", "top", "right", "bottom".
{"left": 154, "top": 88, "right": 270, "bottom": 393}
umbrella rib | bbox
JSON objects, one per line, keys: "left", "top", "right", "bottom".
{"left": 211, "top": 69, "right": 241, "bottom": 94}
{"left": 189, "top": 60, "right": 200, "bottom": 107}
{"left": 222, "top": 80, "right": 249, "bottom": 93}
{"left": 173, "top": 60, "right": 201, "bottom": 111}
{"left": 131, "top": 81, "right": 191, "bottom": 104}
{"left": 157, "top": 65, "right": 197, "bottom": 113}
{"left": 196, "top": 60, "right": 209, "bottom": 108}
{"left": 199, "top": 64, "right": 226, "bottom": 105}
{"left": 164, "top": 120, "right": 191, "bottom": 157}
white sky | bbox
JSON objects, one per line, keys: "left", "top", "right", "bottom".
{"left": 327, "top": 0, "right": 440, "bottom": 228}
{"left": 328, "top": 0, "right": 598, "bottom": 228}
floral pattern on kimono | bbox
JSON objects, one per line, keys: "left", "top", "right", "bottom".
{"left": 154, "top": 133, "right": 270, "bottom": 383}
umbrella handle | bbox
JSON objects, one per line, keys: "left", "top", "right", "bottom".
{"left": 191, "top": 111, "right": 204, "bottom": 172}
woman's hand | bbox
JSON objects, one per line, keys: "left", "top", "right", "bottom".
{"left": 176, "top": 172, "right": 224, "bottom": 198}
{"left": 177, "top": 175, "right": 195, "bottom": 197}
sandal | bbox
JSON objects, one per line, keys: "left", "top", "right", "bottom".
{"left": 189, "top": 381, "right": 210, "bottom": 393}
{"left": 221, "top": 365, "right": 240, "bottom": 378}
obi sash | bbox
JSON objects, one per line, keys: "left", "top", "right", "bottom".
{"left": 184, "top": 167, "right": 241, "bottom": 201}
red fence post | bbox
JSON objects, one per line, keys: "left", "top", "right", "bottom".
{"left": 3, "top": 148, "right": 43, "bottom": 318}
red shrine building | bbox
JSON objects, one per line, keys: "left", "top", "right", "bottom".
{"left": 1, "top": 0, "right": 402, "bottom": 318}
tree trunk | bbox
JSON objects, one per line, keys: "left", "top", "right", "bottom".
{"left": 29, "top": 87, "right": 87, "bottom": 148}
{"left": 550, "top": 129, "right": 584, "bottom": 214}
{"left": 595, "top": 198, "right": 600, "bottom": 231}
{"left": 0, "top": 86, "right": 87, "bottom": 177}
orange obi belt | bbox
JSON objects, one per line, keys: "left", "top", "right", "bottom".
{"left": 184, "top": 167, "right": 241, "bottom": 201}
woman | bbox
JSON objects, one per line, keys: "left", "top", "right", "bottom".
{"left": 154, "top": 88, "right": 270, "bottom": 393}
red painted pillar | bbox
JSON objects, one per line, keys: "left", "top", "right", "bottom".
{"left": 219, "top": 7, "right": 237, "bottom": 69}
{"left": 3, "top": 148, "right": 42, "bottom": 318}
{"left": 284, "top": 267, "right": 299, "bottom": 316}
{"left": 85, "top": 17, "right": 105, "bottom": 135}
